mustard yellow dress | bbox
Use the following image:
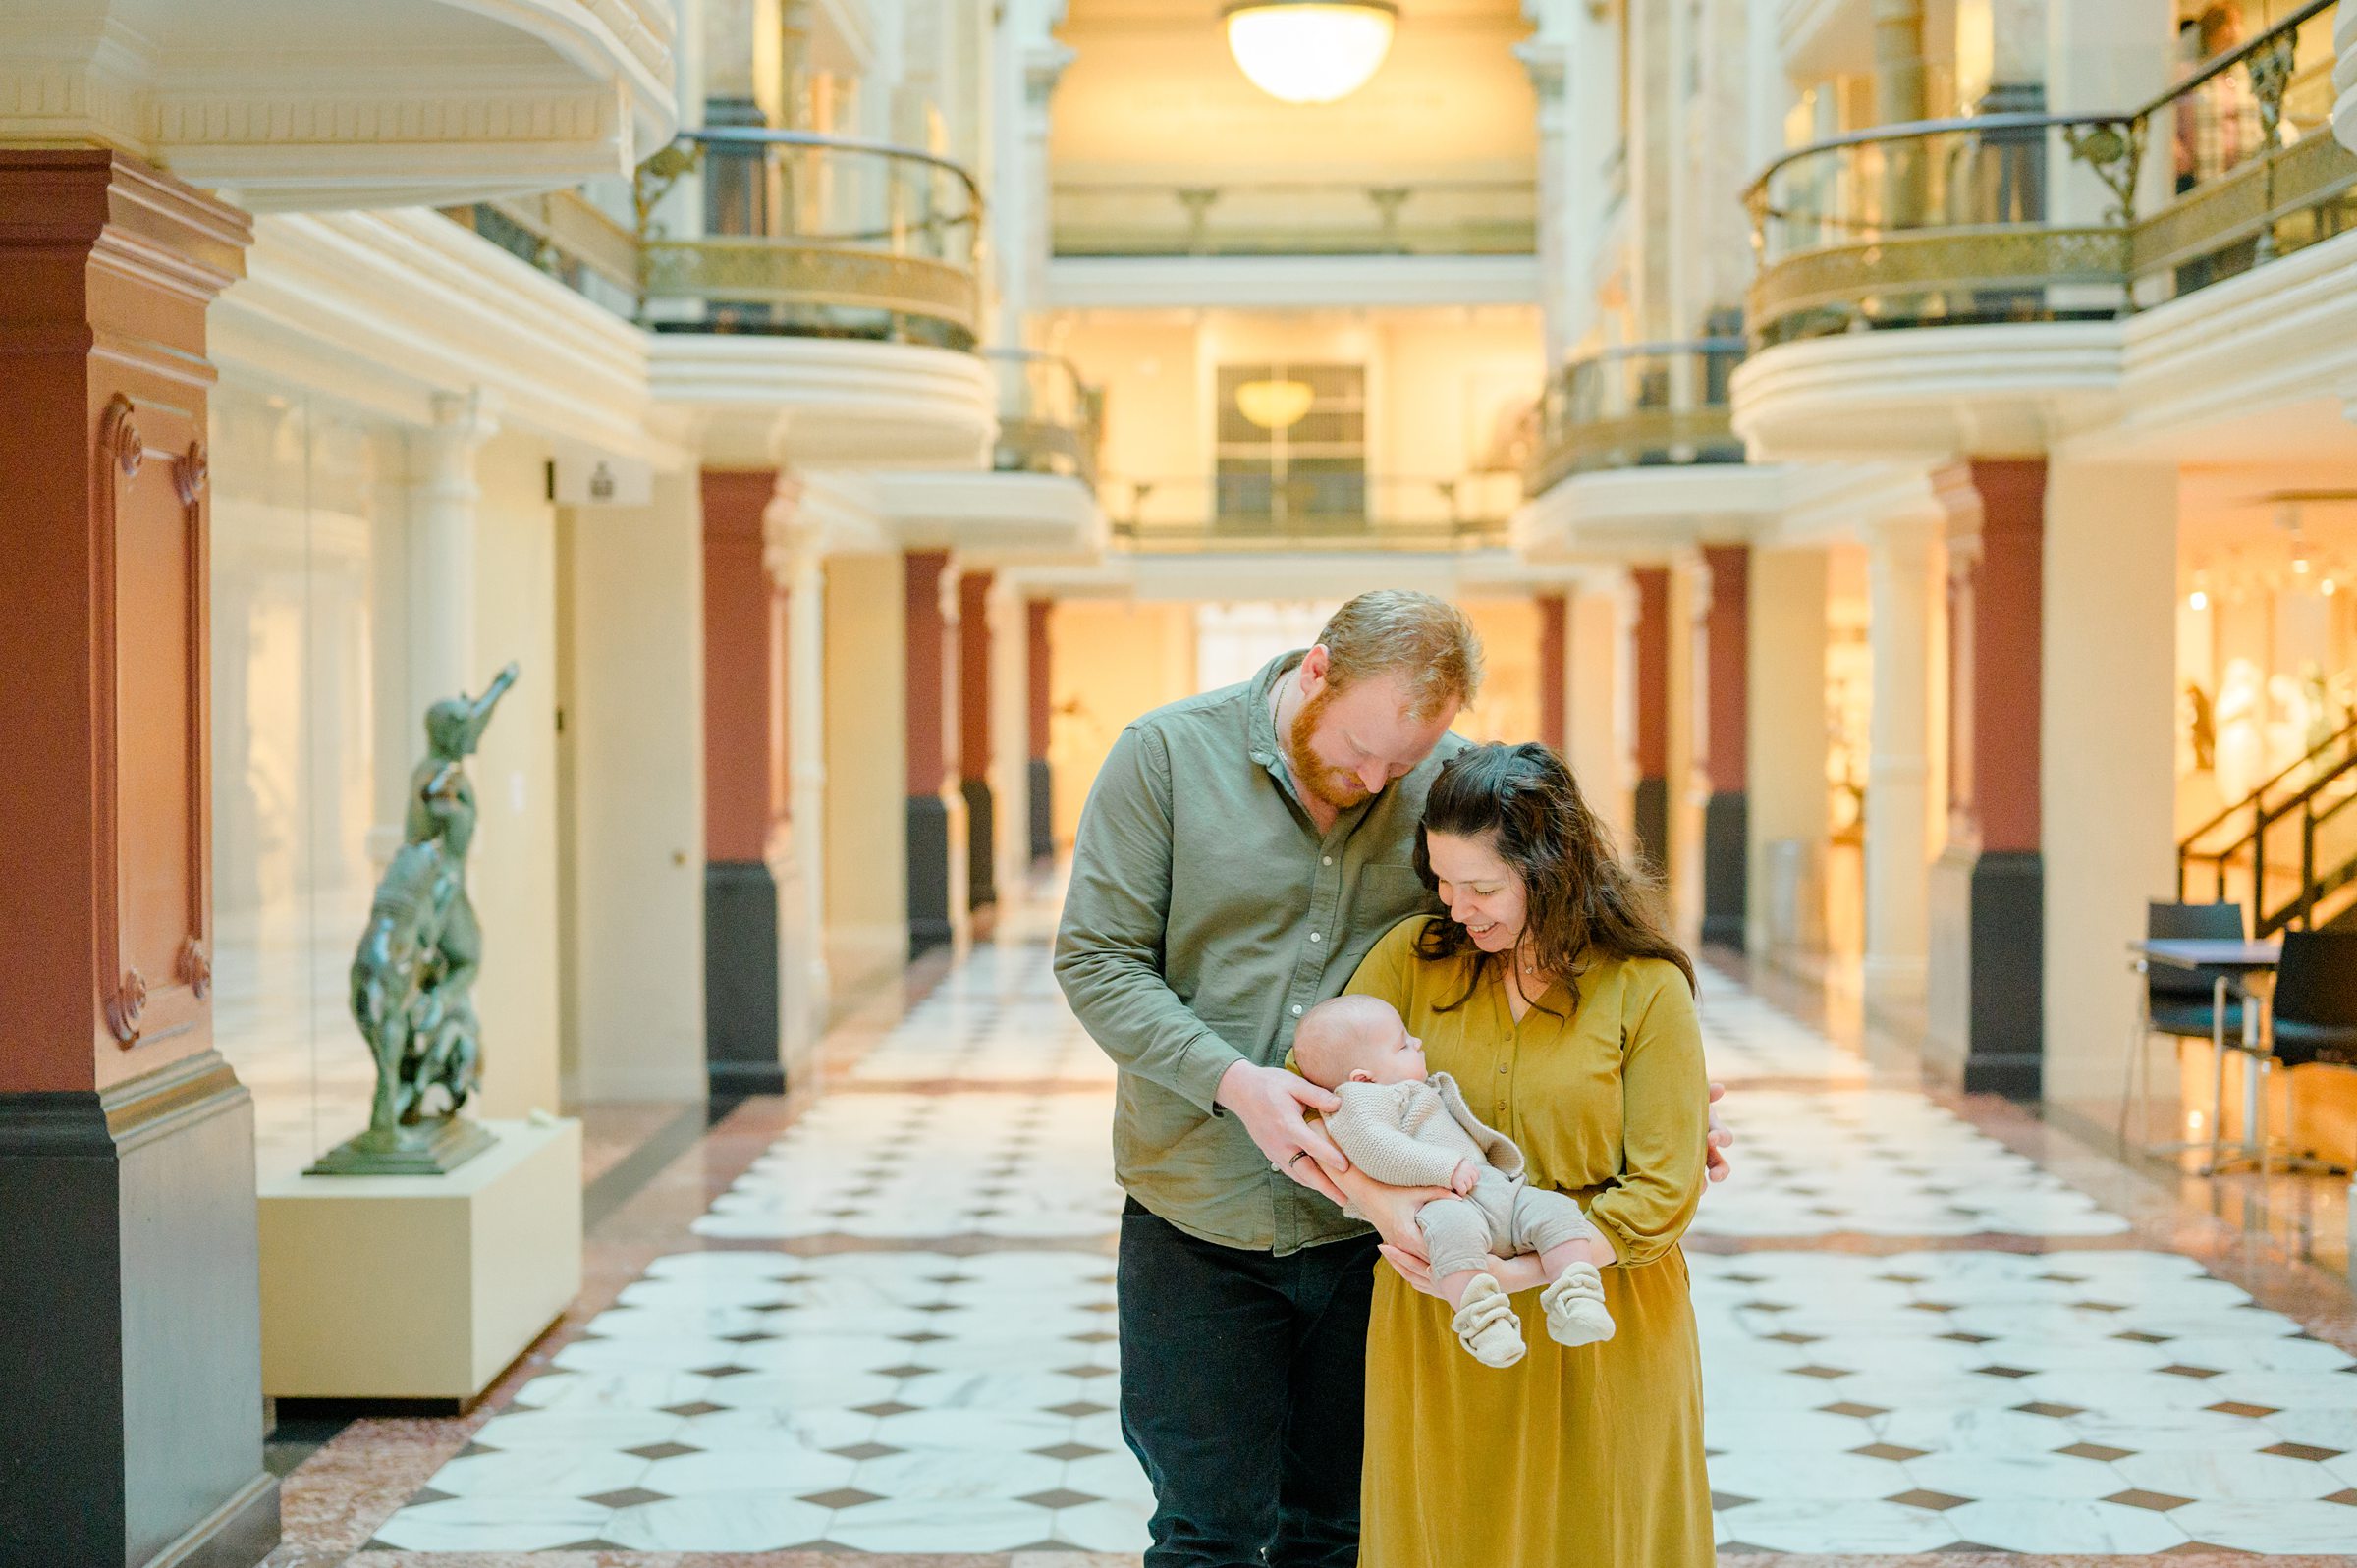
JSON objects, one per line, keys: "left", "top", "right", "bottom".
{"left": 1344, "top": 914, "right": 1713, "bottom": 1568}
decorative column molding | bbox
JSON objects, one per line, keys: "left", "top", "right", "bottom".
{"left": 1515, "top": 36, "right": 1576, "bottom": 363}
{"left": 1630, "top": 566, "right": 1672, "bottom": 877}
{"left": 959, "top": 570, "right": 998, "bottom": 911}
{"left": 1864, "top": 508, "right": 1941, "bottom": 1004}
{"left": 411, "top": 387, "right": 501, "bottom": 713}
{"left": 0, "top": 147, "right": 277, "bottom": 1568}
{"left": 1700, "top": 544, "right": 1751, "bottom": 947}
{"left": 1926, "top": 459, "right": 2047, "bottom": 1098}
{"left": 700, "top": 467, "right": 794, "bottom": 1098}
{"left": 1027, "top": 598, "right": 1056, "bottom": 863}
{"left": 987, "top": 577, "right": 1032, "bottom": 894}
{"left": 904, "top": 550, "right": 963, "bottom": 954}
{"left": 785, "top": 533, "right": 831, "bottom": 1020}
{"left": 1537, "top": 591, "right": 1568, "bottom": 755}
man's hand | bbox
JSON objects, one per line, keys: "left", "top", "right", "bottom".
{"left": 1332, "top": 1162, "right": 1454, "bottom": 1254}
{"left": 1216, "top": 1060, "right": 1348, "bottom": 1204}
{"left": 1449, "top": 1160, "right": 1478, "bottom": 1196}
{"left": 1705, "top": 1080, "right": 1734, "bottom": 1183}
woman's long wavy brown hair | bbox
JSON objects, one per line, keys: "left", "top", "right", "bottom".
{"left": 1412, "top": 741, "right": 1695, "bottom": 1011}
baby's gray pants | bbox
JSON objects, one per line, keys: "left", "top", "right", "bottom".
{"left": 1416, "top": 1169, "right": 1604, "bottom": 1281}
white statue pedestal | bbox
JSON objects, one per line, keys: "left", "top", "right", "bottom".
{"left": 258, "top": 1116, "right": 581, "bottom": 1406}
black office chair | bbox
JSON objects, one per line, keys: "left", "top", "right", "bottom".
{"left": 2120, "top": 901, "right": 2247, "bottom": 1154}
{"left": 2240, "top": 929, "right": 2357, "bottom": 1178}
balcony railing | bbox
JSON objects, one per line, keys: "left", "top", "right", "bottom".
{"left": 985, "top": 350, "right": 1104, "bottom": 489}
{"left": 636, "top": 128, "right": 983, "bottom": 349}
{"left": 442, "top": 189, "right": 640, "bottom": 316}
{"left": 1052, "top": 180, "right": 1537, "bottom": 257}
{"left": 1745, "top": 0, "right": 2357, "bottom": 346}
{"left": 1518, "top": 339, "right": 1747, "bottom": 496}
{"left": 1104, "top": 474, "right": 1514, "bottom": 552}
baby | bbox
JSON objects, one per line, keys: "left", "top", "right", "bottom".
{"left": 1293, "top": 994, "right": 1615, "bottom": 1368}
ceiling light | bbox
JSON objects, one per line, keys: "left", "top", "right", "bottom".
{"left": 1236, "top": 377, "right": 1316, "bottom": 430}
{"left": 2189, "top": 588, "right": 2209, "bottom": 611}
{"left": 1223, "top": 0, "right": 1398, "bottom": 105}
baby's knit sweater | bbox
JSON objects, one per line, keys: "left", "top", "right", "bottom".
{"left": 1324, "top": 1073, "right": 1529, "bottom": 1190}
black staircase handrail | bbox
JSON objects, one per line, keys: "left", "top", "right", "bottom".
{"left": 2179, "top": 719, "right": 2357, "bottom": 930}
{"left": 2179, "top": 712, "right": 2357, "bottom": 854}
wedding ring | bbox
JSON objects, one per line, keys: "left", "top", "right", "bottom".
{"left": 1288, "top": 1150, "right": 1311, "bottom": 1167}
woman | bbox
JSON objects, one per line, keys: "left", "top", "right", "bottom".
{"left": 1336, "top": 740, "right": 1712, "bottom": 1567}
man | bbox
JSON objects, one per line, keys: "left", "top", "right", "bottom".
{"left": 1054, "top": 590, "right": 1730, "bottom": 1566}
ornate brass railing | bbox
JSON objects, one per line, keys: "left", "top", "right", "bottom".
{"left": 1521, "top": 339, "right": 1747, "bottom": 495}
{"left": 1745, "top": 0, "right": 2357, "bottom": 346}
{"left": 1104, "top": 473, "right": 1513, "bottom": 552}
{"left": 985, "top": 349, "right": 1104, "bottom": 489}
{"left": 635, "top": 129, "right": 982, "bottom": 349}
{"left": 438, "top": 187, "right": 640, "bottom": 313}
{"left": 1052, "top": 180, "right": 1537, "bottom": 257}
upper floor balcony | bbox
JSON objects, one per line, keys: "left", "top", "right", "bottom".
{"left": 1735, "top": 0, "right": 2357, "bottom": 459}
{"left": 1102, "top": 471, "right": 1515, "bottom": 554}
{"left": 1051, "top": 179, "right": 1537, "bottom": 258}
{"left": 1750, "top": 3, "right": 2351, "bottom": 346}
{"left": 1517, "top": 339, "right": 1747, "bottom": 498}
{"left": 986, "top": 350, "right": 1105, "bottom": 491}
{"left": 444, "top": 126, "right": 999, "bottom": 469}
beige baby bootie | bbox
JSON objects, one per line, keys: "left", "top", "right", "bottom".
{"left": 1542, "top": 1261, "right": 1616, "bottom": 1348}
{"left": 1451, "top": 1272, "right": 1526, "bottom": 1368}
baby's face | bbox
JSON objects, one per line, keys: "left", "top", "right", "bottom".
{"left": 1346, "top": 1013, "right": 1429, "bottom": 1085}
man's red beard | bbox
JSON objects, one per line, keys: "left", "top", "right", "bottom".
{"left": 1286, "top": 686, "right": 1374, "bottom": 811}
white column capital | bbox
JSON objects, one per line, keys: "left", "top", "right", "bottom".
{"left": 427, "top": 386, "right": 501, "bottom": 445}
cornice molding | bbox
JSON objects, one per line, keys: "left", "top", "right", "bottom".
{"left": 0, "top": 0, "right": 676, "bottom": 211}
{"left": 649, "top": 335, "right": 997, "bottom": 472}
{"left": 210, "top": 208, "right": 686, "bottom": 465}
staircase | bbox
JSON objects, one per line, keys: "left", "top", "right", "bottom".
{"left": 2180, "top": 716, "right": 2357, "bottom": 935}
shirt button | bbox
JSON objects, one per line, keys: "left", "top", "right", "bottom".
{"left": 1291, "top": 1004, "right": 1303, "bottom": 1016}
{"left": 1498, "top": 1063, "right": 1509, "bottom": 1073}
{"left": 1322, "top": 855, "right": 1333, "bottom": 865}
{"left": 1309, "top": 932, "right": 1322, "bottom": 943}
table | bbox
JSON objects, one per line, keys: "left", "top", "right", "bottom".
{"left": 2133, "top": 938, "right": 2281, "bottom": 1174}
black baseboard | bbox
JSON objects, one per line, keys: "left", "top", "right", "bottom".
{"left": 961, "top": 777, "right": 996, "bottom": 910}
{"left": 0, "top": 1053, "right": 279, "bottom": 1568}
{"left": 1028, "top": 757, "right": 1055, "bottom": 864}
{"left": 1701, "top": 790, "right": 1748, "bottom": 947}
{"left": 1962, "top": 849, "right": 2045, "bottom": 1100}
{"left": 908, "top": 793, "right": 954, "bottom": 957}
{"left": 1633, "top": 776, "right": 1671, "bottom": 881}
{"left": 704, "top": 860, "right": 786, "bottom": 1099}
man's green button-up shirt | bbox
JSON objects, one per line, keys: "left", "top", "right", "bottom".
{"left": 1053, "top": 650, "right": 1457, "bottom": 1255}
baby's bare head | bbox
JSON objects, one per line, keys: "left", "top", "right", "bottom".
{"left": 1293, "top": 995, "right": 1425, "bottom": 1088}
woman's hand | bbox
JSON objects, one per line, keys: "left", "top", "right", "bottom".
{"left": 1705, "top": 1081, "right": 1734, "bottom": 1183}
{"left": 1378, "top": 1248, "right": 1548, "bottom": 1298}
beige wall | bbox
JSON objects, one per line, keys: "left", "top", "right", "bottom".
{"left": 1457, "top": 596, "right": 1541, "bottom": 746}
{"left": 1049, "top": 599, "right": 1198, "bottom": 849}
{"left": 1747, "top": 547, "right": 1832, "bottom": 957}
{"left": 1565, "top": 581, "right": 1631, "bottom": 842}
{"left": 468, "top": 430, "right": 562, "bottom": 1120}
{"left": 2044, "top": 458, "right": 2179, "bottom": 1111}
{"left": 1052, "top": 2, "right": 1536, "bottom": 183}
{"left": 557, "top": 472, "right": 708, "bottom": 1104}
{"left": 824, "top": 552, "right": 908, "bottom": 1000}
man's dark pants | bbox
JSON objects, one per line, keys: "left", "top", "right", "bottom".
{"left": 1117, "top": 1197, "right": 1382, "bottom": 1567}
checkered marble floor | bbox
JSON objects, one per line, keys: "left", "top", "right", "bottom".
{"left": 364, "top": 940, "right": 2357, "bottom": 1556}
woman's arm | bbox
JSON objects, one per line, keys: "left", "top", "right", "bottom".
{"left": 1584, "top": 964, "right": 1711, "bottom": 1268}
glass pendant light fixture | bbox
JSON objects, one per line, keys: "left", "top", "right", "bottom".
{"left": 1223, "top": 0, "right": 1398, "bottom": 105}
{"left": 1235, "top": 377, "right": 1317, "bottom": 430}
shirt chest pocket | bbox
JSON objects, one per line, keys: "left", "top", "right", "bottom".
{"left": 1352, "top": 862, "right": 1435, "bottom": 926}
